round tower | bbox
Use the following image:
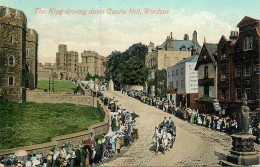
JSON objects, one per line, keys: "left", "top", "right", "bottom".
{"left": 0, "top": 6, "right": 27, "bottom": 102}
{"left": 25, "top": 28, "right": 38, "bottom": 89}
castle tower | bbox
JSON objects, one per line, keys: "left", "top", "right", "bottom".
{"left": 0, "top": 6, "right": 27, "bottom": 103}
{"left": 166, "top": 32, "right": 174, "bottom": 51}
{"left": 56, "top": 44, "right": 67, "bottom": 70}
{"left": 148, "top": 41, "right": 155, "bottom": 53}
{"left": 25, "top": 28, "right": 38, "bottom": 89}
{"left": 192, "top": 30, "right": 198, "bottom": 43}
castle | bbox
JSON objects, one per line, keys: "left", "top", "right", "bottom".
{"left": 0, "top": 6, "right": 38, "bottom": 103}
{"left": 38, "top": 44, "right": 106, "bottom": 80}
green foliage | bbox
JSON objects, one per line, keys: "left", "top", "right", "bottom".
{"left": 105, "top": 43, "right": 148, "bottom": 87}
{"left": 154, "top": 70, "right": 167, "bottom": 98}
{"left": 85, "top": 73, "right": 102, "bottom": 81}
{"left": 0, "top": 102, "right": 103, "bottom": 149}
{"left": 197, "top": 96, "right": 217, "bottom": 101}
{"left": 38, "top": 80, "right": 77, "bottom": 92}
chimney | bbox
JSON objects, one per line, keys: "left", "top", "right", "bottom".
{"left": 170, "top": 32, "right": 173, "bottom": 39}
{"left": 229, "top": 31, "right": 238, "bottom": 40}
{"left": 184, "top": 34, "right": 189, "bottom": 40}
{"left": 192, "top": 31, "right": 197, "bottom": 43}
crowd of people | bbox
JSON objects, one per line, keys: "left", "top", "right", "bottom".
{"left": 126, "top": 90, "right": 249, "bottom": 136}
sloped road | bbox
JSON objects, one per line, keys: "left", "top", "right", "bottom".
{"left": 100, "top": 91, "right": 259, "bottom": 166}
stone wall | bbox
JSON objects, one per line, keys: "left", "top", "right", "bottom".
{"left": 26, "top": 90, "right": 96, "bottom": 106}
{"left": 0, "top": 99, "right": 110, "bottom": 158}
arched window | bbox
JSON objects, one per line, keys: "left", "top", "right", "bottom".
{"left": 9, "top": 76, "right": 14, "bottom": 85}
{"left": 9, "top": 56, "right": 14, "bottom": 65}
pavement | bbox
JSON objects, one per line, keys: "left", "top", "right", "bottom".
{"left": 98, "top": 91, "right": 260, "bottom": 166}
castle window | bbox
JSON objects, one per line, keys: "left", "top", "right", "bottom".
{"left": 11, "top": 35, "right": 14, "bottom": 44}
{"left": 75, "top": 68, "right": 76, "bottom": 71}
{"left": 204, "top": 86, "right": 209, "bottom": 97}
{"left": 9, "top": 76, "right": 14, "bottom": 86}
{"left": 244, "top": 36, "right": 253, "bottom": 51}
{"left": 27, "top": 50, "right": 29, "bottom": 57}
{"left": 84, "top": 67, "right": 85, "bottom": 72}
{"left": 9, "top": 56, "right": 14, "bottom": 65}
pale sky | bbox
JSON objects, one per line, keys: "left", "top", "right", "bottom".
{"left": 1, "top": 0, "right": 260, "bottom": 64}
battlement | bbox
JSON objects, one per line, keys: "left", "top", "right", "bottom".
{"left": 0, "top": 6, "right": 27, "bottom": 28}
{"left": 26, "top": 28, "right": 38, "bottom": 43}
{"left": 81, "top": 50, "right": 99, "bottom": 57}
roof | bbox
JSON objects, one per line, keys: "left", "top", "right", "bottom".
{"left": 175, "top": 55, "right": 199, "bottom": 66}
{"left": 156, "top": 39, "right": 201, "bottom": 51}
{"left": 237, "top": 16, "right": 259, "bottom": 28}
{"left": 204, "top": 43, "right": 217, "bottom": 64}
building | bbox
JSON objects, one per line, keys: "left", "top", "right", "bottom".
{"left": 167, "top": 55, "right": 199, "bottom": 108}
{"left": 217, "top": 32, "right": 238, "bottom": 112}
{"left": 0, "top": 6, "right": 38, "bottom": 103}
{"left": 228, "top": 16, "right": 260, "bottom": 112}
{"left": 147, "top": 31, "right": 201, "bottom": 96}
{"left": 195, "top": 43, "right": 218, "bottom": 98}
{"left": 39, "top": 44, "right": 107, "bottom": 81}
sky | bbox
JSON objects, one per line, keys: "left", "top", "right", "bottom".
{"left": 1, "top": 0, "right": 260, "bottom": 64}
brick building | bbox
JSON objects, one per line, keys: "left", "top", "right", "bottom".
{"left": 0, "top": 6, "right": 38, "bottom": 103}
{"left": 218, "top": 16, "right": 260, "bottom": 113}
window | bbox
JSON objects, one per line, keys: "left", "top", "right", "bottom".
{"left": 75, "top": 68, "right": 76, "bottom": 71}
{"left": 244, "top": 36, "right": 253, "bottom": 51}
{"left": 176, "top": 69, "right": 178, "bottom": 76}
{"left": 257, "top": 89, "right": 260, "bottom": 99}
{"left": 176, "top": 81, "right": 178, "bottom": 88}
{"left": 172, "top": 71, "right": 174, "bottom": 77}
{"left": 26, "top": 50, "right": 29, "bottom": 57}
{"left": 9, "top": 56, "right": 14, "bottom": 65}
{"left": 237, "top": 88, "right": 242, "bottom": 100}
{"left": 11, "top": 35, "right": 13, "bottom": 44}
{"left": 9, "top": 76, "right": 14, "bottom": 86}
{"left": 221, "top": 48, "right": 226, "bottom": 59}
{"left": 256, "top": 64, "right": 260, "bottom": 74}
{"left": 84, "top": 67, "right": 85, "bottom": 72}
{"left": 204, "top": 86, "right": 209, "bottom": 96}
{"left": 236, "top": 65, "right": 242, "bottom": 77}
{"left": 204, "top": 66, "right": 208, "bottom": 78}
{"left": 221, "top": 90, "right": 226, "bottom": 100}
{"left": 181, "top": 80, "right": 184, "bottom": 88}
{"left": 245, "top": 65, "right": 251, "bottom": 76}
{"left": 181, "top": 68, "right": 184, "bottom": 75}
{"left": 246, "top": 88, "right": 251, "bottom": 100}
{"left": 168, "top": 72, "right": 170, "bottom": 78}
{"left": 221, "top": 68, "right": 226, "bottom": 81}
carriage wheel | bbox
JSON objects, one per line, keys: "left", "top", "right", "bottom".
{"left": 103, "top": 150, "right": 109, "bottom": 159}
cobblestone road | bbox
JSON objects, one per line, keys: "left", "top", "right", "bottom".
{"left": 100, "top": 91, "right": 259, "bottom": 166}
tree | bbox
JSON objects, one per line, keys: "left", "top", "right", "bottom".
{"left": 105, "top": 43, "right": 148, "bottom": 88}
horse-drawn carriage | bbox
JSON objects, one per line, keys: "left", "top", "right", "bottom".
{"left": 153, "top": 118, "right": 176, "bottom": 154}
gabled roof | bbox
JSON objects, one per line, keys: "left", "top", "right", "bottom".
{"left": 195, "top": 43, "right": 217, "bottom": 70}
{"left": 156, "top": 39, "right": 201, "bottom": 51}
{"left": 237, "top": 16, "right": 259, "bottom": 28}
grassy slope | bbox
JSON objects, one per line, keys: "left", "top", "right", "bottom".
{"left": 37, "top": 80, "right": 77, "bottom": 92}
{"left": 0, "top": 102, "right": 103, "bottom": 149}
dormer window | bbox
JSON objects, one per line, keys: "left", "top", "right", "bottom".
{"left": 244, "top": 36, "right": 253, "bottom": 51}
